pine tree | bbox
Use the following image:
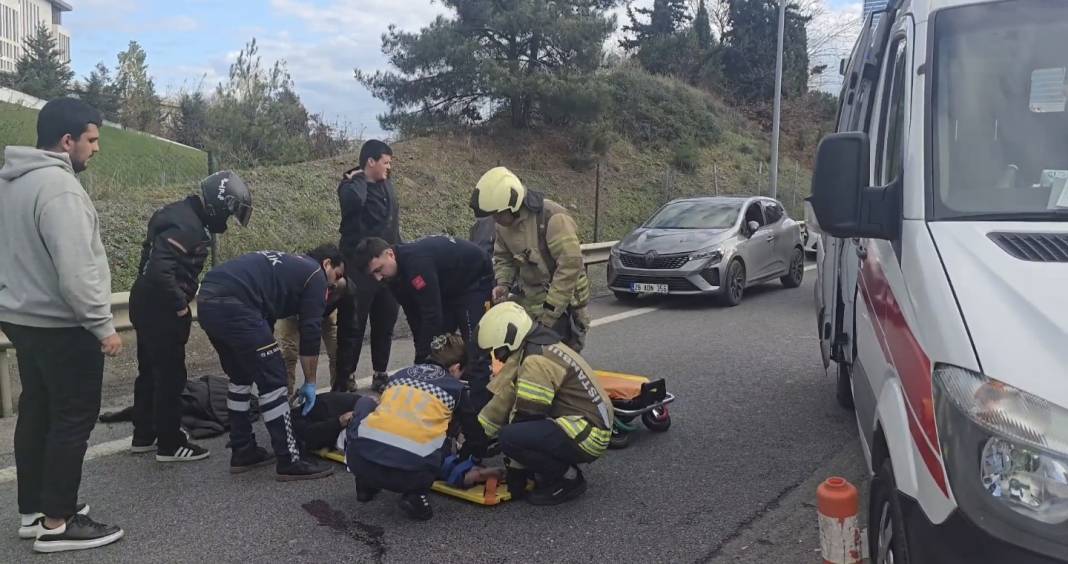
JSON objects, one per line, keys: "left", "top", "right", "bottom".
{"left": 76, "top": 63, "right": 121, "bottom": 121}
{"left": 9, "top": 23, "right": 73, "bottom": 99}
{"left": 115, "top": 41, "right": 162, "bottom": 132}
{"left": 695, "top": 0, "right": 713, "bottom": 50}
{"left": 620, "top": 0, "right": 692, "bottom": 51}
{"left": 723, "top": 0, "right": 809, "bottom": 101}
{"left": 356, "top": 0, "right": 619, "bottom": 132}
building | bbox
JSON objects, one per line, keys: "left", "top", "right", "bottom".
{"left": 0, "top": 0, "right": 71, "bottom": 74}
{"left": 862, "top": 0, "right": 888, "bottom": 18}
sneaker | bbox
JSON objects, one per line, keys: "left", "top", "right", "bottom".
{"left": 130, "top": 438, "right": 156, "bottom": 454}
{"left": 371, "top": 371, "right": 389, "bottom": 393}
{"left": 230, "top": 445, "right": 275, "bottom": 474}
{"left": 276, "top": 458, "right": 335, "bottom": 482}
{"left": 32, "top": 514, "right": 123, "bottom": 553}
{"left": 18, "top": 504, "right": 89, "bottom": 539}
{"left": 156, "top": 441, "right": 210, "bottom": 463}
{"left": 398, "top": 492, "right": 433, "bottom": 521}
{"left": 527, "top": 468, "right": 587, "bottom": 506}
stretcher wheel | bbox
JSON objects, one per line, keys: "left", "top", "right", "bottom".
{"left": 642, "top": 405, "right": 671, "bottom": 432}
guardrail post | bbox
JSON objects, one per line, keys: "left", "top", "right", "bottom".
{"left": 1, "top": 349, "right": 12, "bottom": 418}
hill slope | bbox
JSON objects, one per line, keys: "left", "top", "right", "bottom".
{"left": 0, "top": 101, "right": 207, "bottom": 197}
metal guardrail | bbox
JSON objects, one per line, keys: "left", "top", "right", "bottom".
{"left": 0, "top": 241, "right": 620, "bottom": 417}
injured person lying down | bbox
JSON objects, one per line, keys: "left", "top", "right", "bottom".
{"left": 291, "top": 392, "right": 361, "bottom": 452}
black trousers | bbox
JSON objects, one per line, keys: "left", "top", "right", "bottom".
{"left": 130, "top": 284, "right": 193, "bottom": 451}
{"left": 2, "top": 322, "right": 103, "bottom": 518}
{"left": 336, "top": 273, "right": 398, "bottom": 390}
{"left": 197, "top": 297, "right": 301, "bottom": 464}
{"left": 347, "top": 450, "right": 436, "bottom": 495}
{"left": 499, "top": 420, "right": 595, "bottom": 482}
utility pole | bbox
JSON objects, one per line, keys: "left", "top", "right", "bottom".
{"left": 770, "top": 0, "right": 787, "bottom": 200}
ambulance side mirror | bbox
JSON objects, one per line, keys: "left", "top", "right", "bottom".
{"left": 808, "top": 132, "right": 900, "bottom": 240}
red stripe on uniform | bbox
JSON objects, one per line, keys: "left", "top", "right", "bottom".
{"left": 858, "top": 240, "right": 949, "bottom": 496}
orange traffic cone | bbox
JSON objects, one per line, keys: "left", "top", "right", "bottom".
{"left": 817, "top": 477, "right": 862, "bottom": 564}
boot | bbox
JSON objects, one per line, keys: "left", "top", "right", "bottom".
{"left": 527, "top": 467, "right": 587, "bottom": 506}
{"left": 371, "top": 371, "right": 389, "bottom": 393}
{"left": 230, "top": 445, "right": 275, "bottom": 474}
{"left": 276, "top": 458, "right": 335, "bottom": 482}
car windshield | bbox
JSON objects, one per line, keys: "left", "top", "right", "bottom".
{"left": 643, "top": 201, "right": 741, "bottom": 229}
{"left": 931, "top": 0, "right": 1068, "bottom": 220}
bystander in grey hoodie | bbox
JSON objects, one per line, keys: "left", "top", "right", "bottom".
{"left": 0, "top": 146, "right": 114, "bottom": 340}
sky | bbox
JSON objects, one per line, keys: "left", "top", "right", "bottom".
{"left": 63, "top": 0, "right": 863, "bottom": 139}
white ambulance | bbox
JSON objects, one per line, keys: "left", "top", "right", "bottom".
{"left": 808, "top": 0, "right": 1068, "bottom": 562}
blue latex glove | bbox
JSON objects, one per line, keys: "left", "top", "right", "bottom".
{"left": 299, "top": 383, "right": 317, "bottom": 416}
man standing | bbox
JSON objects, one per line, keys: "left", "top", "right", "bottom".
{"left": 0, "top": 98, "right": 124, "bottom": 552}
{"left": 196, "top": 244, "right": 343, "bottom": 481}
{"left": 351, "top": 235, "right": 494, "bottom": 409}
{"left": 469, "top": 166, "right": 592, "bottom": 352}
{"left": 130, "top": 171, "right": 252, "bottom": 462}
{"left": 338, "top": 140, "right": 401, "bottom": 393}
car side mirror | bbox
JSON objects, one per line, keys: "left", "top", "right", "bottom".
{"left": 746, "top": 220, "right": 760, "bottom": 235}
{"left": 808, "top": 132, "right": 900, "bottom": 240}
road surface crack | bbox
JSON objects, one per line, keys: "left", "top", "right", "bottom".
{"left": 694, "top": 475, "right": 807, "bottom": 563}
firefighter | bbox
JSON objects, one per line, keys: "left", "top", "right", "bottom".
{"left": 350, "top": 235, "right": 493, "bottom": 407}
{"left": 195, "top": 244, "right": 344, "bottom": 481}
{"left": 469, "top": 166, "right": 592, "bottom": 352}
{"left": 475, "top": 302, "right": 613, "bottom": 505}
{"left": 129, "top": 171, "right": 252, "bottom": 462}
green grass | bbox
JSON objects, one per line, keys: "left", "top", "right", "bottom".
{"left": 0, "top": 102, "right": 208, "bottom": 199}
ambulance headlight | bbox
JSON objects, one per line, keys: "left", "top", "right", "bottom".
{"left": 935, "top": 364, "right": 1068, "bottom": 539}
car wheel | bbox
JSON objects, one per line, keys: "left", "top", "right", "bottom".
{"left": 836, "top": 361, "right": 854, "bottom": 410}
{"left": 781, "top": 248, "right": 805, "bottom": 288}
{"left": 718, "top": 260, "right": 745, "bottom": 306}
{"left": 869, "top": 458, "right": 912, "bottom": 564}
{"left": 613, "top": 290, "right": 639, "bottom": 303}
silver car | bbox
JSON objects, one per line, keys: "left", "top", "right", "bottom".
{"left": 607, "top": 196, "right": 805, "bottom": 306}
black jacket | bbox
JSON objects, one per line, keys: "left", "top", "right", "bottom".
{"left": 337, "top": 170, "right": 401, "bottom": 254}
{"left": 198, "top": 251, "right": 330, "bottom": 356}
{"left": 291, "top": 392, "right": 361, "bottom": 451}
{"left": 132, "top": 196, "right": 212, "bottom": 312}
{"left": 388, "top": 236, "right": 493, "bottom": 358}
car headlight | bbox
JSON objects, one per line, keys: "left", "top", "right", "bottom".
{"left": 689, "top": 248, "right": 722, "bottom": 263}
{"left": 610, "top": 244, "right": 620, "bottom": 257}
{"left": 935, "top": 364, "right": 1068, "bottom": 556}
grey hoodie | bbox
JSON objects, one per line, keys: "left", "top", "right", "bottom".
{"left": 0, "top": 146, "right": 114, "bottom": 340}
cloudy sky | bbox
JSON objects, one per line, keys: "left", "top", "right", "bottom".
{"left": 65, "top": 0, "right": 862, "bottom": 139}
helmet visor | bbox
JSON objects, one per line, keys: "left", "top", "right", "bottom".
{"left": 233, "top": 202, "right": 253, "bottom": 227}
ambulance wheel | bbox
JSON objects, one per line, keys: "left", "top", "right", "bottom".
{"left": 609, "top": 428, "right": 631, "bottom": 449}
{"left": 641, "top": 406, "right": 671, "bottom": 432}
{"left": 870, "top": 458, "right": 911, "bottom": 564}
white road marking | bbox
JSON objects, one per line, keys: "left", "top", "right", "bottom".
{"left": 590, "top": 307, "right": 659, "bottom": 328}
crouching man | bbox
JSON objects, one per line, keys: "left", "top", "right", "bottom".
{"left": 476, "top": 302, "right": 613, "bottom": 505}
{"left": 344, "top": 334, "right": 480, "bottom": 521}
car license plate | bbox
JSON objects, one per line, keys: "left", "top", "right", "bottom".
{"left": 632, "top": 283, "right": 669, "bottom": 294}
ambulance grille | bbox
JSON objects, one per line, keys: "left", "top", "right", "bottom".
{"left": 989, "top": 232, "right": 1068, "bottom": 262}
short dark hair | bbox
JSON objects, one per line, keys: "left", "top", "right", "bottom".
{"left": 350, "top": 237, "right": 392, "bottom": 273}
{"left": 36, "top": 98, "right": 103, "bottom": 149}
{"left": 306, "top": 242, "right": 344, "bottom": 267}
{"left": 358, "top": 140, "right": 392, "bottom": 169}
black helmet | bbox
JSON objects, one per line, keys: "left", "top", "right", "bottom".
{"left": 200, "top": 171, "right": 252, "bottom": 233}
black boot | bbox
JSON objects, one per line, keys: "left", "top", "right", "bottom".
{"left": 398, "top": 491, "right": 433, "bottom": 521}
{"left": 230, "top": 445, "right": 275, "bottom": 474}
{"left": 527, "top": 467, "right": 587, "bottom": 506}
{"left": 276, "top": 458, "right": 335, "bottom": 482}
{"left": 371, "top": 371, "right": 389, "bottom": 393}
{"left": 505, "top": 466, "right": 532, "bottom": 500}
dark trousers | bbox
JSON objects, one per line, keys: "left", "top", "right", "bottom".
{"left": 2, "top": 322, "right": 103, "bottom": 518}
{"left": 130, "top": 284, "right": 193, "bottom": 451}
{"left": 347, "top": 450, "right": 435, "bottom": 495}
{"left": 441, "top": 281, "right": 493, "bottom": 409}
{"left": 336, "top": 274, "right": 398, "bottom": 390}
{"left": 499, "top": 420, "right": 594, "bottom": 482}
{"left": 196, "top": 297, "right": 301, "bottom": 464}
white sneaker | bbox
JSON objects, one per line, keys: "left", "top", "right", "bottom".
{"left": 18, "top": 504, "right": 89, "bottom": 539}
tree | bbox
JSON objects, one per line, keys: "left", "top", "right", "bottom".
{"left": 722, "top": 0, "right": 810, "bottom": 102}
{"left": 206, "top": 39, "right": 312, "bottom": 166}
{"left": 620, "top": 0, "right": 696, "bottom": 77}
{"left": 620, "top": 0, "right": 691, "bottom": 50}
{"left": 355, "top": 0, "right": 619, "bottom": 133}
{"left": 76, "top": 63, "right": 121, "bottom": 121}
{"left": 7, "top": 23, "right": 73, "bottom": 99}
{"left": 173, "top": 91, "right": 209, "bottom": 149}
{"left": 115, "top": 41, "right": 162, "bottom": 132}
{"left": 695, "top": 0, "right": 713, "bottom": 50}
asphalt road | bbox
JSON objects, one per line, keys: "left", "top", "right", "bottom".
{"left": 0, "top": 272, "right": 868, "bottom": 563}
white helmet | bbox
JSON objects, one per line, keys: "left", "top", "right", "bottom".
{"left": 476, "top": 302, "right": 534, "bottom": 354}
{"left": 470, "top": 166, "right": 525, "bottom": 217}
